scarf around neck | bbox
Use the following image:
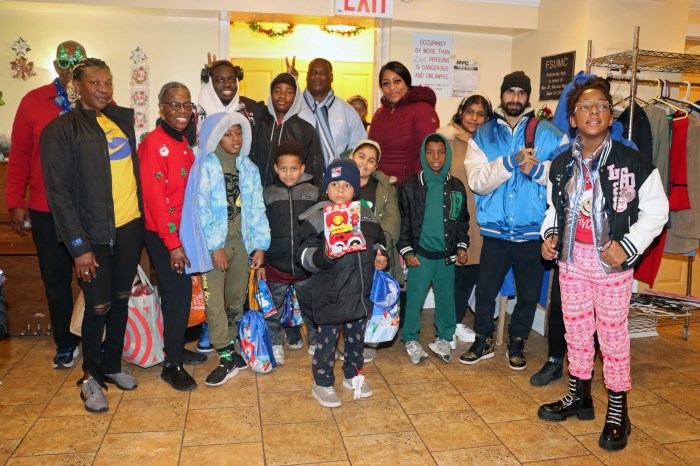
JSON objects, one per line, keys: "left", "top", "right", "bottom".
{"left": 303, "top": 88, "right": 336, "bottom": 167}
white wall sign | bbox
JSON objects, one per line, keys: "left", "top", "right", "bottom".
{"left": 335, "top": 0, "right": 394, "bottom": 18}
{"left": 452, "top": 60, "right": 479, "bottom": 97}
{"left": 412, "top": 33, "right": 453, "bottom": 97}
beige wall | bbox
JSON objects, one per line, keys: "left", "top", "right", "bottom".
{"left": 390, "top": 27, "right": 513, "bottom": 126}
{"left": 513, "top": 0, "right": 691, "bottom": 110}
{"left": 0, "top": 2, "right": 218, "bottom": 135}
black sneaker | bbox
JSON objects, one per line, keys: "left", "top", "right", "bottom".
{"left": 182, "top": 348, "right": 207, "bottom": 365}
{"left": 161, "top": 363, "right": 197, "bottom": 391}
{"left": 52, "top": 347, "right": 79, "bottom": 369}
{"left": 530, "top": 357, "right": 563, "bottom": 386}
{"left": 232, "top": 351, "right": 248, "bottom": 370}
{"left": 459, "top": 334, "right": 494, "bottom": 365}
{"left": 507, "top": 336, "right": 527, "bottom": 370}
{"left": 205, "top": 357, "right": 239, "bottom": 387}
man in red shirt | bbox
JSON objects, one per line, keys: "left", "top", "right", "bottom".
{"left": 6, "top": 40, "right": 87, "bottom": 369}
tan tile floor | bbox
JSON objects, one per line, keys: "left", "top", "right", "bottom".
{"left": 1, "top": 312, "right": 700, "bottom": 465}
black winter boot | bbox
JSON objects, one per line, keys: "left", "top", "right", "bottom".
{"left": 599, "top": 389, "right": 631, "bottom": 451}
{"left": 537, "top": 374, "right": 595, "bottom": 422}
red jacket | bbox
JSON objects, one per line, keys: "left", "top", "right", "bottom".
{"left": 369, "top": 86, "right": 439, "bottom": 185}
{"left": 6, "top": 83, "right": 63, "bottom": 212}
{"left": 138, "top": 125, "right": 194, "bottom": 250}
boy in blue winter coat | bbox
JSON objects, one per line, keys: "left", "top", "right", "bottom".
{"left": 258, "top": 141, "right": 321, "bottom": 363}
{"left": 180, "top": 112, "right": 270, "bottom": 387}
{"left": 398, "top": 133, "right": 470, "bottom": 365}
{"left": 297, "top": 159, "right": 389, "bottom": 408}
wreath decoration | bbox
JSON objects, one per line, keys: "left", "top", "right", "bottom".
{"left": 247, "top": 21, "right": 295, "bottom": 39}
{"left": 320, "top": 25, "right": 367, "bottom": 37}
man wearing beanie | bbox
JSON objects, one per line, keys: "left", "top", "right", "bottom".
{"left": 461, "top": 71, "right": 565, "bottom": 370}
{"left": 297, "top": 158, "right": 389, "bottom": 407}
{"left": 251, "top": 72, "right": 324, "bottom": 189}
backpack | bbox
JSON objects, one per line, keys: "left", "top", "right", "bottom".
{"left": 524, "top": 116, "right": 540, "bottom": 149}
{"left": 238, "top": 310, "right": 277, "bottom": 373}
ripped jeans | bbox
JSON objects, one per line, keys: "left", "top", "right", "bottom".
{"left": 80, "top": 218, "right": 142, "bottom": 386}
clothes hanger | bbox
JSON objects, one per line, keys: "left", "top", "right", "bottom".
{"left": 651, "top": 79, "right": 688, "bottom": 119}
{"left": 679, "top": 80, "right": 700, "bottom": 112}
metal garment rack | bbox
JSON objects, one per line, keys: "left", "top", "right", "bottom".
{"left": 586, "top": 26, "right": 699, "bottom": 339}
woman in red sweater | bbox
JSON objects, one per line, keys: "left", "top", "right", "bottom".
{"left": 368, "top": 61, "right": 440, "bottom": 185}
{"left": 138, "top": 82, "right": 203, "bottom": 391}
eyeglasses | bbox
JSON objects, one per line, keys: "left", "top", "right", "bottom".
{"left": 575, "top": 103, "right": 611, "bottom": 113}
{"left": 161, "top": 101, "right": 195, "bottom": 111}
{"left": 56, "top": 58, "right": 80, "bottom": 70}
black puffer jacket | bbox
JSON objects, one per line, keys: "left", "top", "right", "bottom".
{"left": 397, "top": 172, "right": 469, "bottom": 265}
{"left": 297, "top": 201, "right": 388, "bottom": 325}
{"left": 263, "top": 173, "right": 321, "bottom": 275}
{"left": 40, "top": 103, "right": 142, "bottom": 258}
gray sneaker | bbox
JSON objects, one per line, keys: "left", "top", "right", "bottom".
{"left": 105, "top": 370, "right": 138, "bottom": 391}
{"left": 311, "top": 383, "right": 341, "bottom": 408}
{"left": 363, "top": 345, "right": 377, "bottom": 363}
{"left": 404, "top": 341, "right": 428, "bottom": 365}
{"left": 81, "top": 377, "right": 108, "bottom": 413}
{"left": 343, "top": 377, "right": 373, "bottom": 398}
{"left": 428, "top": 338, "right": 453, "bottom": 363}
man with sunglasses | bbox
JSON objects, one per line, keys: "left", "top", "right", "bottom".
{"left": 6, "top": 40, "right": 87, "bottom": 369}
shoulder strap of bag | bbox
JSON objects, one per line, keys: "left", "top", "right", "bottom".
{"left": 524, "top": 116, "right": 540, "bottom": 149}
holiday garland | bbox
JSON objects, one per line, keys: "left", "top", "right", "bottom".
{"left": 320, "top": 25, "right": 367, "bottom": 37}
{"left": 247, "top": 21, "right": 295, "bottom": 39}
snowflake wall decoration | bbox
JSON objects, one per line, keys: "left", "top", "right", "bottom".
{"left": 11, "top": 37, "right": 31, "bottom": 56}
{"left": 130, "top": 47, "right": 148, "bottom": 65}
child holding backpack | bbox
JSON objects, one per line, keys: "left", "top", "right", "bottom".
{"left": 180, "top": 112, "right": 270, "bottom": 387}
{"left": 297, "top": 159, "right": 389, "bottom": 407}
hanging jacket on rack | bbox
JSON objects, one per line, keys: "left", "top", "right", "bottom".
{"left": 617, "top": 102, "right": 654, "bottom": 163}
{"left": 641, "top": 104, "right": 671, "bottom": 194}
{"left": 668, "top": 114, "right": 691, "bottom": 211}
{"left": 665, "top": 112, "right": 700, "bottom": 254}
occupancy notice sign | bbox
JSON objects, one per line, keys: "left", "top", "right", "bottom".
{"left": 539, "top": 51, "right": 576, "bottom": 101}
{"left": 412, "top": 33, "right": 453, "bottom": 97}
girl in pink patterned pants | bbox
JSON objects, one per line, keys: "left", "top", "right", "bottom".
{"left": 536, "top": 78, "right": 668, "bottom": 452}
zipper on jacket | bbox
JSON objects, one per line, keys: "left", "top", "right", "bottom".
{"left": 288, "top": 185, "right": 296, "bottom": 275}
{"left": 358, "top": 252, "right": 368, "bottom": 316}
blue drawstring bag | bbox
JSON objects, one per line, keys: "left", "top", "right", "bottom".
{"left": 280, "top": 285, "right": 303, "bottom": 327}
{"left": 238, "top": 310, "right": 277, "bottom": 373}
{"left": 365, "top": 270, "right": 400, "bottom": 344}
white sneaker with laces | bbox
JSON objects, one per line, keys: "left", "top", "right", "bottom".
{"left": 454, "top": 323, "right": 476, "bottom": 343}
{"left": 312, "top": 383, "right": 341, "bottom": 407}
{"left": 428, "top": 338, "right": 453, "bottom": 363}
{"left": 404, "top": 341, "right": 428, "bottom": 365}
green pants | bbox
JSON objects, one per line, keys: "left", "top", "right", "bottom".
{"left": 204, "top": 227, "right": 249, "bottom": 350}
{"left": 401, "top": 254, "right": 456, "bottom": 342}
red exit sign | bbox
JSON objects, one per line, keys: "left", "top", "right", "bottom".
{"left": 336, "top": 0, "right": 394, "bottom": 18}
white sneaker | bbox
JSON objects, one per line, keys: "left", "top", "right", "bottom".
{"left": 404, "top": 341, "right": 428, "bottom": 365}
{"left": 312, "top": 383, "right": 341, "bottom": 408}
{"left": 343, "top": 377, "right": 373, "bottom": 398}
{"left": 454, "top": 323, "right": 476, "bottom": 343}
{"left": 428, "top": 338, "right": 453, "bottom": 363}
{"left": 308, "top": 345, "right": 315, "bottom": 356}
{"left": 450, "top": 335, "right": 458, "bottom": 350}
{"left": 272, "top": 345, "right": 285, "bottom": 365}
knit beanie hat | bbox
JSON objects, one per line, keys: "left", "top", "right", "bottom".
{"left": 500, "top": 71, "right": 531, "bottom": 96}
{"left": 322, "top": 159, "right": 361, "bottom": 200}
{"left": 270, "top": 72, "right": 297, "bottom": 92}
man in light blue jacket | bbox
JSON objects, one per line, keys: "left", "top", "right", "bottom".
{"left": 460, "top": 71, "right": 565, "bottom": 370}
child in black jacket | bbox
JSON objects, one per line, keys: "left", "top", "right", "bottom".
{"left": 259, "top": 142, "right": 321, "bottom": 363}
{"left": 297, "top": 159, "right": 388, "bottom": 408}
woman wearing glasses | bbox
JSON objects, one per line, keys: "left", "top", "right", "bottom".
{"left": 41, "top": 58, "right": 143, "bottom": 413}
{"left": 138, "top": 82, "right": 200, "bottom": 391}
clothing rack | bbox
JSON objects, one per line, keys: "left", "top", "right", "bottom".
{"left": 586, "top": 26, "right": 699, "bottom": 338}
